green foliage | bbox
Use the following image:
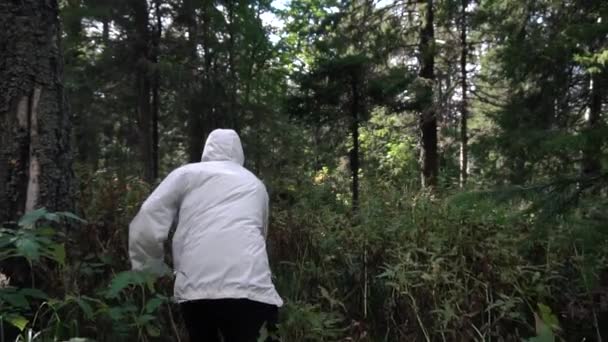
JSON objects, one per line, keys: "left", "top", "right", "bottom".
{"left": 526, "top": 304, "right": 560, "bottom": 342}
{"left": 471, "top": 0, "right": 607, "bottom": 186}
{"left": 267, "top": 178, "right": 608, "bottom": 340}
{"left": 4, "top": 164, "right": 607, "bottom": 341}
{"left": 360, "top": 109, "right": 418, "bottom": 184}
{"left": 0, "top": 207, "right": 173, "bottom": 341}
{"left": 0, "top": 209, "right": 80, "bottom": 268}
{"left": 278, "top": 302, "right": 344, "bottom": 341}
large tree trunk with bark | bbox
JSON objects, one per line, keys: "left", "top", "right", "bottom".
{"left": 0, "top": 0, "right": 73, "bottom": 224}
{"left": 418, "top": 0, "right": 438, "bottom": 188}
{"left": 0, "top": 1, "right": 73, "bottom": 302}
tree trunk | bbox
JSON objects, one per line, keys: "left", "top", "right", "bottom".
{"left": 183, "top": 0, "right": 202, "bottom": 162}
{"left": 419, "top": 0, "right": 438, "bottom": 188}
{"left": 0, "top": 0, "right": 73, "bottom": 295}
{"left": 227, "top": 0, "right": 239, "bottom": 132}
{"left": 151, "top": 0, "right": 162, "bottom": 179}
{"left": 0, "top": 0, "right": 73, "bottom": 224}
{"left": 459, "top": 0, "right": 468, "bottom": 188}
{"left": 131, "top": 0, "right": 154, "bottom": 183}
{"left": 350, "top": 72, "right": 360, "bottom": 212}
{"left": 102, "top": 17, "right": 110, "bottom": 46}
{"left": 581, "top": 72, "right": 603, "bottom": 177}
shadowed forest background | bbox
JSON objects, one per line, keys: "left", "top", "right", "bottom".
{"left": 0, "top": 0, "right": 607, "bottom": 341}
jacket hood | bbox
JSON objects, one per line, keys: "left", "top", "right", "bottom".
{"left": 201, "top": 129, "right": 245, "bottom": 165}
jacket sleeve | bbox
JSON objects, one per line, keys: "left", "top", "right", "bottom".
{"left": 129, "top": 168, "right": 187, "bottom": 273}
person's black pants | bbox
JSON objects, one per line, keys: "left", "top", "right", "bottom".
{"left": 180, "top": 298, "right": 278, "bottom": 342}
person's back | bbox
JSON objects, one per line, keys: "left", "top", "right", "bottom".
{"left": 129, "top": 129, "right": 282, "bottom": 342}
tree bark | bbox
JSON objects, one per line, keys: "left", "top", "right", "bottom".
{"left": 227, "top": 0, "right": 240, "bottom": 133}
{"left": 581, "top": 72, "right": 603, "bottom": 177}
{"left": 418, "top": 0, "right": 438, "bottom": 188}
{"left": 0, "top": 0, "right": 73, "bottom": 224}
{"left": 152, "top": 0, "right": 162, "bottom": 179}
{"left": 0, "top": 0, "right": 73, "bottom": 296}
{"left": 351, "top": 71, "right": 360, "bottom": 212}
{"left": 459, "top": 0, "right": 468, "bottom": 188}
{"left": 131, "top": 0, "right": 154, "bottom": 183}
{"left": 183, "top": 0, "right": 202, "bottom": 162}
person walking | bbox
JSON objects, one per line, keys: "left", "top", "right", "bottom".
{"left": 129, "top": 129, "right": 282, "bottom": 341}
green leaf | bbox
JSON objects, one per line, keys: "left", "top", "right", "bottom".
{"left": 106, "top": 271, "right": 148, "bottom": 298}
{"left": 142, "top": 259, "right": 172, "bottom": 277}
{"left": 15, "top": 235, "right": 41, "bottom": 261}
{"left": 528, "top": 313, "right": 555, "bottom": 342}
{"left": 135, "top": 314, "right": 155, "bottom": 326}
{"left": 5, "top": 314, "right": 28, "bottom": 331}
{"left": 145, "top": 297, "right": 164, "bottom": 313}
{"left": 0, "top": 231, "right": 17, "bottom": 249}
{"left": 56, "top": 211, "right": 87, "bottom": 224}
{"left": 0, "top": 288, "right": 30, "bottom": 309}
{"left": 105, "top": 303, "right": 137, "bottom": 322}
{"left": 18, "top": 208, "right": 49, "bottom": 228}
{"left": 107, "top": 307, "right": 125, "bottom": 321}
{"left": 44, "top": 212, "right": 60, "bottom": 223}
{"left": 537, "top": 303, "right": 559, "bottom": 330}
{"left": 50, "top": 243, "right": 66, "bottom": 266}
{"left": 20, "top": 288, "right": 49, "bottom": 300}
{"left": 18, "top": 209, "right": 85, "bottom": 229}
{"left": 76, "top": 297, "right": 95, "bottom": 320}
{"left": 0, "top": 248, "right": 17, "bottom": 261}
{"left": 37, "top": 227, "right": 56, "bottom": 236}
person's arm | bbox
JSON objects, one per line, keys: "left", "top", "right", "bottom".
{"left": 129, "top": 168, "right": 187, "bottom": 273}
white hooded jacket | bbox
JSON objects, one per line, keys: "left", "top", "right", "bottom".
{"left": 129, "top": 129, "right": 283, "bottom": 306}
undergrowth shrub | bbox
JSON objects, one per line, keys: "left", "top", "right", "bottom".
{"left": 0, "top": 208, "right": 176, "bottom": 342}
{"left": 2, "top": 168, "right": 606, "bottom": 341}
{"left": 269, "top": 181, "right": 608, "bottom": 341}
